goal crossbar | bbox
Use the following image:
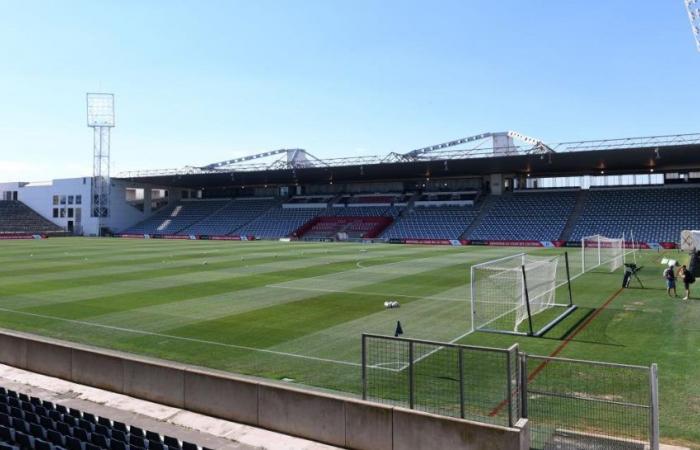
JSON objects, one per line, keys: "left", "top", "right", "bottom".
{"left": 581, "top": 234, "right": 624, "bottom": 273}
{"left": 470, "top": 252, "right": 577, "bottom": 337}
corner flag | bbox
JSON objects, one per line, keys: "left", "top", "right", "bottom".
{"left": 394, "top": 320, "right": 403, "bottom": 337}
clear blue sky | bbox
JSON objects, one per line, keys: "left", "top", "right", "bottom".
{"left": 0, "top": 1, "right": 698, "bottom": 181}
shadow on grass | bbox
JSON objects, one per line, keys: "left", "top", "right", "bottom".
{"left": 538, "top": 307, "right": 625, "bottom": 347}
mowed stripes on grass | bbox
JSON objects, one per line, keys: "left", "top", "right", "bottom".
{"left": 0, "top": 238, "right": 698, "bottom": 445}
{"left": 0, "top": 239, "right": 515, "bottom": 378}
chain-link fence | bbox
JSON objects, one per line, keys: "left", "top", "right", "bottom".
{"left": 361, "top": 333, "right": 520, "bottom": 427}
{"left": 361, "top": 334, "right": 659, "bottom": 450}
{"left": 523, "top": 354, "right": 658, "bottom": 450}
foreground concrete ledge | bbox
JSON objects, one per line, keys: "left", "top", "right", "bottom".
{"left": 0, "top": 363, "right": 339, "bottom": 450}
{"left": 184, "top": 369, "right": 258, "bottom": 425}
{"left": 258, "top": 383, "right": 347, "bottom": 447}
{"left": 344, "top": 400, "right": 393, "bottom": 450}
{"left": 392, "top": 407, "right": 527, "bottom": 450}
{"left": 0, "top": 328, "right": 530, "bottom": 450}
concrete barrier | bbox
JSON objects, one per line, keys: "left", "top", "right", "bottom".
{"left": 0, "top": 333, "right": 27, "bottom": 367}
{"left": 25, "top": 339, "right": 72, "bottom": 380}
{"left": 123, "top": 359, "right": 185, "bottom": 408}
{"left": 258, "top": 383, "right": 346, "bottom": 447}
{"left": 344, "top": 400, "right": 393, "bottom": 450}
{"left": 392, "top": 407, "right": 527, "bottom": 450}
{"left": 0, "top": 329, "right": 529, "bottom": 450}
{"left": 184, "top": 369, "right": 258, "bottom": 424}
{"left": 71, "top": 348, "right": 124, "bottom": 392}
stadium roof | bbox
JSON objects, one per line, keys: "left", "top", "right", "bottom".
{"left": 117, "top": 132, "right": 700, "bottom": 188}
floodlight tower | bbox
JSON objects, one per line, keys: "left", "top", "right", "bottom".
{"left": 86, "top": 93, "right": 115, "bottom": 236}
{"left": 687, "top": 0, "right": 700, "bottom": 51}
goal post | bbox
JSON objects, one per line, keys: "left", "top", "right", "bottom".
{"left": 581, "top": 234, "right": 624, "bottom": 273}
{"left": 470, "top": 252, "right": 577, "bottom": 337}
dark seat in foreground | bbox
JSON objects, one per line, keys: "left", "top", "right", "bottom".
{"left": 0, "top": 387, "right": 212, "bottom": 450}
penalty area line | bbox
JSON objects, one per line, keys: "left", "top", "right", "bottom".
{"left": 0, "top": 307, "right": 360, "bottom": 368}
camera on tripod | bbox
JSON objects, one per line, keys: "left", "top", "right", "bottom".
{"left": 623, "top": 263, "right": 643, "bottom": 288}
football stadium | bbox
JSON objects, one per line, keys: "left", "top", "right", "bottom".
{"left": 1, "top": 3, "right": 700, "bottom": 450}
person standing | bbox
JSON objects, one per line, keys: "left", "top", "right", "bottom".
{"left": 678, "top": 265, "right": 694, "bottom": 300}
{"left": 664, "top": 263, "right": 677, "bottom": 297}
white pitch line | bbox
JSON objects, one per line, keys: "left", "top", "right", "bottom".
{"left": 0, "top": 307, "right": 361, "bottom": 368}
{"left": 265, "top": 284, "right": 463, "bottom": 302}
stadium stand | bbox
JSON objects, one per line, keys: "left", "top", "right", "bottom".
{"left": 179, "top": 198, "right": 277, "bottom": 236}
{"left": 466, "top": 190, "right": 578, "bottom": 241}
{"left": 346, "top": 194, "right": 396, "bottom": 204}
{"left": 382, "top": 206, "right": 478, "bottom": 240}
{"left": 122, "top": 200, "right": 229, "bottom": 235}
{"left": 298, "top": 216, "right": 393, "bottom": 239}
{"left": 0, "top": 387, "right": 209, "bottom": 450}
{"left": 236, "top": 206, "right": 323, "bottom": 239}
{"left": 325, "top": 206, "right": 393, "bottom": 216}
{"left": 414, "top": 191, "right": 480, "bottom": 206}
{"left": 285, "top": 195, "right": 332, "bottom": 205}
{"left": 569, "top": 186, "right": 700, "bottom": 243}
{"left": 0, "top": 201, "right": 63, "bottom": 235}
{"left": 118, "top": 185, "right": 700, "bottom": 243}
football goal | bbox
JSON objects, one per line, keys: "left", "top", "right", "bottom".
{"left": 581, "top": 234, "right": 624, "bottom": 273}
{"left": 470, "top": 252, "right": 577, "bottom": 337}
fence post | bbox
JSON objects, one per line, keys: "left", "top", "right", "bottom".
{"left": 519, "top": 353, "right": 528, "bottom": 419}
{"left": 361, "top": 334, "right": 367, "bottom": 401}
{"left": 649, "top": 363, "right": 659, "bottom": 450}
{"left": 458, "top": 347, "right": 465, "bottom": 419}
{"left": 506, "top": 349, "right": 513, "bottom": 427}
{"left": 408, "top": 340, "right": 415, "bottom": 409}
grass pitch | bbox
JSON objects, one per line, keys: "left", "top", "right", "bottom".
{"left": 0, "top": 238, "right": 697, "bottom": 446}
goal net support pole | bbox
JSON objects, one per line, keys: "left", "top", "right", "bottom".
{"left": 520, "top": 265, "right": 535, "bottom": 336}
{"left": 565, "top": 251, "right": 574, "bottom": 307}
{"left": 471, "top": 252, "right": 578, "bottom": 337}
{"left": 528, "top": 251, "right": 577, "bottom": 337}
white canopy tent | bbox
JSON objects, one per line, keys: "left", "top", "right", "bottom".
{"left": 680, "top": 230, "right": 700, "bottom": 251}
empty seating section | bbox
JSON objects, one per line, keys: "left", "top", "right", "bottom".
{"left": 118, "top": 186, "right": 700, "bottom": 242}
{"left": 123, "top": 200, "right": 228, "bottom": 235}
{"left": 348, "top": 195, "right": 395, "bottom": 204}
{"left": 382, "top": 207, "right": 477, "bottom": 240}
{"left": 237, "top": 207, "right": 322, "bottom": 238}
{"left": 0, "top": 202, "right": 62, "bottom": 235}
{"left": 286, "top": 196, "right": 331, "bottom": 205}
{"left": 0, "top": 387, "right": 209, "bottom": 450}
{"left": 301, "top": 216, "right": 392, "bottom": 239}
{"left": 467, "top": 191, "right": 577, "bottom": 241}
{"left": 570, "top": 187, "right": 700, "bottom": 243}
{"left": 415, "top": 191, "right": 478, "bottom": 203}
{"left": 326, "top": 206, "right": 391, "bottom": 216}
{"left": 180, "top": 198, "right": 276, "bottom": 236}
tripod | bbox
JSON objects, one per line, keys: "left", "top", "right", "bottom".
{"left": 623, "top": 264, "right": 644, "bottom": 288}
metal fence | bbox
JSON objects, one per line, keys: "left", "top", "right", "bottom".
{"left": 361, "top": 334, "right": 659, "bottom": 450}
{"left": 523, "top": 354, "right": 658, "bottom": 450}
{"left": 361, "top": 334, "right": 520, "bottom": 427}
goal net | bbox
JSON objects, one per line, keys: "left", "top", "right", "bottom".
{"left": 470, "top": 253, "right": 576, "bottom": 336}
{"left": 582, "top": 234, "right": 624, "bottom": 273}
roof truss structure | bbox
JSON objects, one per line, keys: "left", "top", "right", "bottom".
{"left": 117, "top": 132, "right": 700, "bottom": 178}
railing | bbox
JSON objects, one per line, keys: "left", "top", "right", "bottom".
{"left": 361, "top": 334, "right": 520, "bottom": 427}
{"left": 362, "top": 334, "right": 660, "bottom": 450}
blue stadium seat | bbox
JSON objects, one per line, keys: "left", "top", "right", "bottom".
{"left": 382, "top": 206, "right": 478, "bottom": 240}
{"left": 467, "top": 191, "right": 577, "bottom": 241}
{"left": 569, "top": 187, "right": 700, "bottom": 243}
